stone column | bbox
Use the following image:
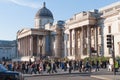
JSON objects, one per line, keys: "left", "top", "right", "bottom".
{"left": 28, "top": 36, "right": 31, "bottom": 56}
{"left": 24, "top": 37, "right": 25, "bottom": 56}
{"left": 28, "top": 36, "right": 29, "bottom": 56}
{"left": 69, "top": 30, "right": 72, "bottom": 56}
{"left": 21, "top": 38, "right": 23, "bottom": 56}
{"left": 20, "top": 38, "right": 22, "bottom": 56}
{"left": 37, "top": 36, "right": 40, "bottom": 56}
{"left": 25, "top": 37, "right": 27, "bottom": 56}
{"left": 55, "top": 29, "right": 63, "bottom": 58}
{"left": 74, "top": 29, "right": 76, "bottom": 57}
{"left": 24, "top": 37, "right": 26, "bottom": 56}
{"left": 22, "top": 38, "right": 24, "bottom": 56}
{"left": 28, "top": 36, "right": 30, "bottom": 56}
{"left": 17, "top": 39, "right": 19, "bottom": 57}
{"left": 95, "top": 26, "right": 98, "bottom": 56}
{"left": 81, "top": 27, "right": 84, "bottom": 57}
{"left": 42, "top": 36, "right": 46, "bottom": 56}
{"left": 26, "top": 36, "right": 28, "bottom": 56}
{"left": 21, "top": 38, "right": 24, "bottom": 56}
{"left": 55, "top": 34, "right": 58, "bottom": 57}
{"left": 39, "top": 38, "right": 42, "bottom": 56}
{"left": 26, "top": 37, "right": 28, "bottom": 56}
{"left": 18, "top": 39, "right": 22, "bottom": 57}
{"left": 87, "top": 25, "right": 91, "bottom": 57}
{"left": 30, "top": 36, "right": 33, "bottom": 57}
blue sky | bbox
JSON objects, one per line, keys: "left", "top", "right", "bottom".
{"left": 0, "top": 0, "right": 119, "bottom": 40}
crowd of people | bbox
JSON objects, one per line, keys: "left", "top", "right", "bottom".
{"left": 0, "top": 59, "right": 113, "bottom": 74}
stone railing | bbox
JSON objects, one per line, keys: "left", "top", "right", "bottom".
{"left": 66, "top": 11, "right": 97, "bottom": 25}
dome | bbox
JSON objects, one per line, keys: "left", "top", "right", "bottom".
{"left": 35, "top": 2, "right": 53, "bottom": 19}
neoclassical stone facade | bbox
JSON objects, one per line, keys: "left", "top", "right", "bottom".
{"left": 0, "top": 40, "right": 17, "bottom": 61}
{"left": 64, "top": 1, "right": 120, "bottom": 59}
{"left": 17, "top": 3, "right": 64, "bottom": 61}
{"left": 100, "top": 2, "right": 120, "bottom": 58}
{"left": 17, "top": 2, "right": 120, "bottom": 61}
{"left": 64, "top": 10, "right": 101, "bottom": 59}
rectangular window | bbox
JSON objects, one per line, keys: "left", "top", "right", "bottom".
{"left": 91, "top": 29, "right": 94, "bottom": 36}
{"left": 108, "top": 26, "right": 111, "bottom": 33}
{"left": 77, "top": 31, "right": 80, "bottom": 38}
{"left": 108, "top": 48, "right": 111, "bottom": 54}
{"left": 67, "top": 34, "right": 69, "bottom": 41}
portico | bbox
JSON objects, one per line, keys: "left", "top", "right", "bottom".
{"left": 17, "top": 29, "right": 51, "bottom": 60}
{"left": 65, "top": 11, "right": 101, "bottom": 59}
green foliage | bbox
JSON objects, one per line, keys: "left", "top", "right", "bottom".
{"left": 116, "top": 56, "right": 120, "bottom": 60}
{"left": 83, "top": 56, "right": 109, "bottom": 63}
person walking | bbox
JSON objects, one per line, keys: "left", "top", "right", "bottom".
{"left": 96, "top": 60, "right": 99, "bottom": 72}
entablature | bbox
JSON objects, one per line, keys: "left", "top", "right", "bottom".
{"left": 17, "top": 28, "right": 49, "bottom": 39}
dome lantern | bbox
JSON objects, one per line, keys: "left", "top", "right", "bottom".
{"left": 43, "top": 2, "right": 46, "bottom": 8}
{"left": 35, "top": 2, "right": 53, "bottom": 19}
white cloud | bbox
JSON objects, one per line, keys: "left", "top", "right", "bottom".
{"left": 8, "top": 0, "right": 41, "bottom": 8}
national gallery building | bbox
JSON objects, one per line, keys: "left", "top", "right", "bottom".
{"left": 16, "top": 2, "right": 120, "bottom": 61}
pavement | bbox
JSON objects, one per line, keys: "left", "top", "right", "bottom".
{"left": 91, "top": 69, "right": 120, "bottom": 80}
{"left": 91, "top": 75, "right": 120, "bottom": 80}
{"left": 24, "top": 69, "right": 120, "bottom": 80}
